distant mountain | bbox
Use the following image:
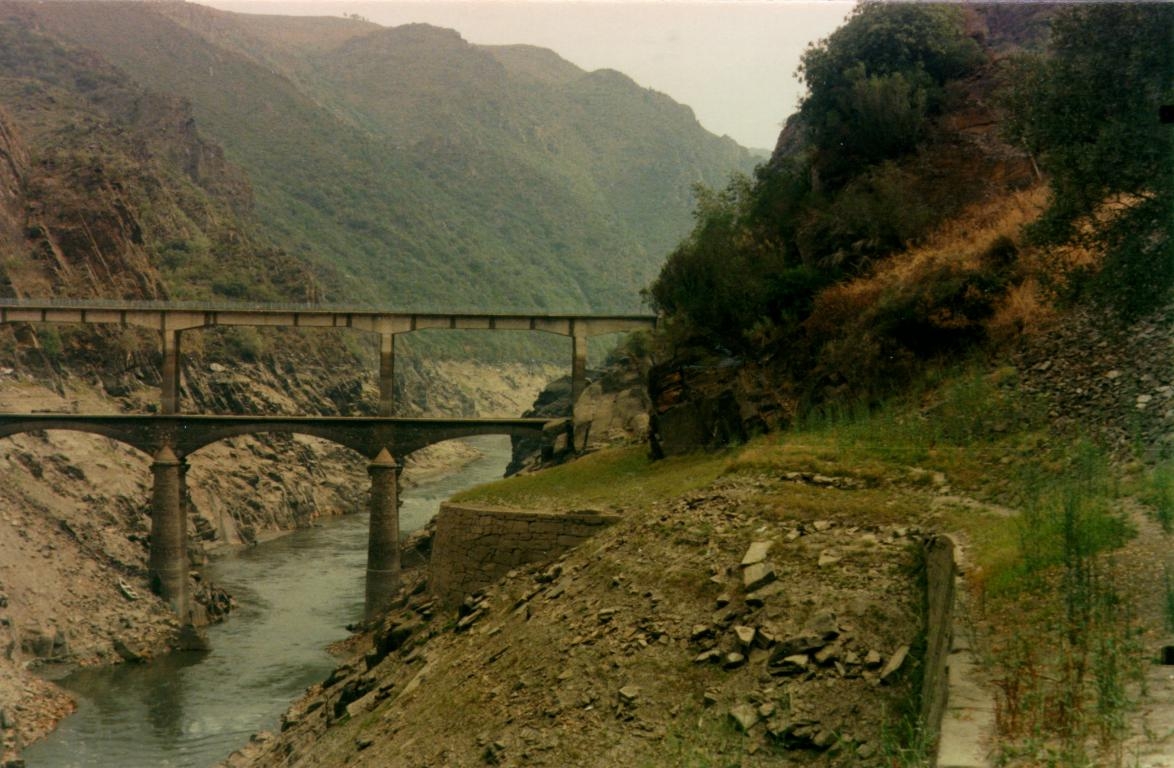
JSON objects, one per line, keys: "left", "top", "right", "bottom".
{"left": 10, "top": 1, "right": 755, "bottom": 312}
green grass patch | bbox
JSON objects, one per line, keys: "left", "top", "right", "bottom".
{"left": 1136, "top": 458, "right": 1174, "bottom": 533}
{"left": 452, "top": 445, "right": 729, "bottom": 511}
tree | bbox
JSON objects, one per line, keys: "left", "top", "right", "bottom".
{"left": 1003, "top": 4, "right": 1174, "bottom": 315}
{"left": 797, "top": 1, "right": 983, "bottom": 188}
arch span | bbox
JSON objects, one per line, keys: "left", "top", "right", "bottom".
{"left": 0, "top": 412, "right": 555, "bottom": 621}
{"left": 0, "top": 414, "right": 553, "bottom": 460}
{"left": 0, "top": 416, "right": 157, "bottom": 457}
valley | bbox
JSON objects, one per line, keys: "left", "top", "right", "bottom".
{"left": 0, "top": 2, "right": 1171, "bottom": 767}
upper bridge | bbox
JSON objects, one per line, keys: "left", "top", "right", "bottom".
{"left": 0, "top": 298, "right": 657, "bottom": 416}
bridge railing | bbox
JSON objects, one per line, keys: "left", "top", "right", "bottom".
{"left": 0, "top": 297, "right": 657, "bottom": 322}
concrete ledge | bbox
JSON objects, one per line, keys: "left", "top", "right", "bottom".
{"left": 429, "top": 503, "right": 619, "bottom": 606}
{"left": 933, "top": 536, "right": 995, "bottom": 768}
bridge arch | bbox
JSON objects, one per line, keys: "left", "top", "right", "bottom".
{"left": 0, "top": 414, "right": 551, "bottom": 461}
{"left": 0, "top": 418, "right": 156, "bottom": 458}
{"left": 0, "top": 413, "right": 552, "bottom": 620}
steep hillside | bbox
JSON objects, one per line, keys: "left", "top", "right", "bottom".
{"left": 0, "top": 13, "right": 237, "bottom": 302}
{"left": 0, "top": 5, "right": 602, "bottom": 758}
{"left": 21, "top": 1, "right": 755, "bottom": 312}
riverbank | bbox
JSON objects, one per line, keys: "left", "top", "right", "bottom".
{"left": 21, "top": 436, "right": 515, "bottom": 767}
{"left": 222, "top": 333, "right": 1174, "bottom": 766}
{"left": 0, "top": 361, "right": 558, "bottom": 764}
{"left": 221, "top": 448, "right": 936, "bottom": 767}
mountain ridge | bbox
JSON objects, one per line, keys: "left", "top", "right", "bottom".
{"left": 14, "top": 0, "right": 755, "bottom": 312}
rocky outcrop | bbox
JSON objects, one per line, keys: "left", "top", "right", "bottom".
{"left": 648, "top": 354, "right": 795, "bottom": 457}
{"left": 508, "top": 354, "right": 652, "bottom": 474}
{"left": 1011, "top": 301, "right": 1174, "bottom": 459}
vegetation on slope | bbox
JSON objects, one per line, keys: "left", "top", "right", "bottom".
{"left": 458, "top": 356, "right": 1172, "bottom": 765}
{"left": 1001, "top": 3, "right": 1174, "bottom": 317}
{"left": 0, "top": 10, "right": 355, "bottom": 374}
{"left": 23, "top": 1, "right": 754, "bottom": 314}
{"left": 627, "top": 5, "right": 1173, "bottom": 762}
{"left": 646, "top": 2, "right": 1173, "bottom": 407}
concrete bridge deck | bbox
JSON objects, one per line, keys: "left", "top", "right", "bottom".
{"left": 0, "top": 298, "right": 655, "bottom": 336}
{"left": 0, "top": 298, "right": 656, "bottom": 416}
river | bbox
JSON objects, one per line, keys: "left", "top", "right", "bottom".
{"left": 23, "top": 436, "right": 513, "bottom": 768}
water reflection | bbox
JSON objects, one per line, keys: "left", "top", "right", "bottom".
{"left": 24, "top": 436, "right": 511, "bottom": 768}
{"left": 144, "top": 652, "right": 205, "bottom": 743}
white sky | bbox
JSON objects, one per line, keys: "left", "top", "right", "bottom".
{"left": 201, "top": 0, "right": 855, "bottom": 150}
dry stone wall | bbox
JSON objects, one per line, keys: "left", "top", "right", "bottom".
{"left": 429, "top": 503, "right": 619, "bottom": 606}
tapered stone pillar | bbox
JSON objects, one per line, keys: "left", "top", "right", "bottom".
{"left": 378, "top": 333, "right": 396, "bottom": 417}
{"left": 365, "top": 448, "right": 401, "bottom": 620}
{"left": 149, "top": 446, "right": 188, "bottom": 617}
{"left": 160, "top": 329, "right": 183, "bottom": 414}
{"left": 570, "top": 326, "right": 588, "bottom": 420}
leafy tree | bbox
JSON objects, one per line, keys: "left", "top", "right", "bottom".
{"left": 1003, "top": 4, "right": 1174, "bottom": 315}
{"left": 645, "top": 176, "right": 828, "bottom": 352}
{"left": 797, "top": 1, "right": 983, "bottom": 187}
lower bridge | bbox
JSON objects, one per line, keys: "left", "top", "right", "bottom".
{"left": 0, "top": 413, "right": 553, "bottom": 622}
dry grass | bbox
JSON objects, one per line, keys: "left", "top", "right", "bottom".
{"left": 909, "top": 187, "right": 1048, "bottom": 262}
{"left": 852, "top": 186, "right": 1046, "bottom": 295}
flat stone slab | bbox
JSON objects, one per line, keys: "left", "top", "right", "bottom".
{"left": 740, "top": 540, "right": 773, "bottom": 567}
{"left": 937, "top": 650, "right": 994, "bottom": 768}
{"left": 742, "top": 562, "right": 777, "bottom": 593}
{"left": 729, "top": 703, "right": 760, "bottom": 732}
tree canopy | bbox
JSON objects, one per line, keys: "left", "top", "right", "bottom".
{"left": 646, "top": 1, "right": 984, "bottom": 353}
{"left": 1002, "top": 4, "right": 1174, "bottom": 315}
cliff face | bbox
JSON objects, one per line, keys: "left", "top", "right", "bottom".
{"left": 0, "top": 13, "right": 255, "bottom": 302}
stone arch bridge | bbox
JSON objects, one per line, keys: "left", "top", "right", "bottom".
{"left": 0, "top": 413, "right": 550, "bottom": 624}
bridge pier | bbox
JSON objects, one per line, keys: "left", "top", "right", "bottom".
{"left": 365, "top": 448, "right": 402, "bottom": 620}
{"left": 571, "top": 326, "right": 587, "bottom": 420}
{"left": 148, "top": 446, "right": 189, "bottom": 618}
{"left": 378, "top": 333, "right": 396, "bottom": 417}
{"left": 160, "top": 330, "right": 183, "bottom": 415}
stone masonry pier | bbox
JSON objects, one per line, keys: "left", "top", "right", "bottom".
{"left": 430, "top": 503, "right": 620, "bottom": 606}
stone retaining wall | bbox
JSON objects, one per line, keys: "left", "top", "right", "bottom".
{"left": 429, "top": 503, "right": 619, "bottom": 606}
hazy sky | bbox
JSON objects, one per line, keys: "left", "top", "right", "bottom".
{"left": 202, "top": 1, "right": 855, "bottom": 149}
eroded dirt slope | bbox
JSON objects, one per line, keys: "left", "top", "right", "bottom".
{"left": 223, "top": 472, "right": 934, "bottom": 768}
